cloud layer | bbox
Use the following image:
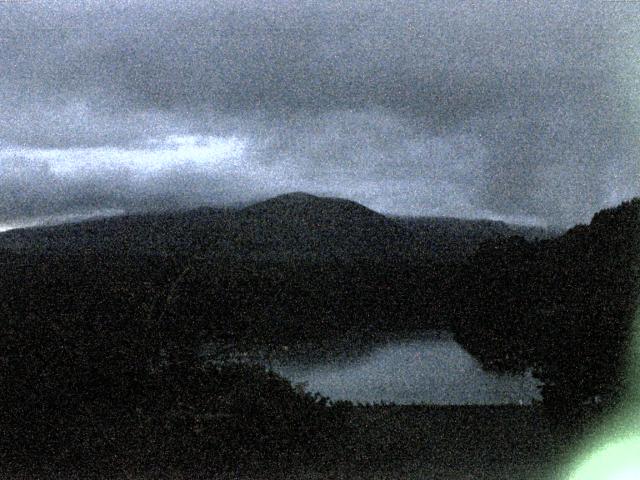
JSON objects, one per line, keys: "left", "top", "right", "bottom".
{"left": 1, "top": 0, "right": 638, "bottom": 227}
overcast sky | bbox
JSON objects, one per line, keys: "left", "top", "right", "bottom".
{"left": 1, "top": 0, "right": 638, "bottom": 228}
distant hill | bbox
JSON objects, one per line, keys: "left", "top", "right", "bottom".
{"left": 395, "top": 216, "right": 556, "bottom": 259}
{"left": 0, "top": 192, "right": 556, "bottom": 262}
{"left": 229, "top": 192, "right": 427, "bottom": 261}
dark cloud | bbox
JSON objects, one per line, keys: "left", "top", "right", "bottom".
{"left": 0, "top": 0, "right": 638, "bottom": 227}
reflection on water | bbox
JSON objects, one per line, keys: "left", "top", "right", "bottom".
{"left": 270, "top": 333, "right": 542, "bottom": 405}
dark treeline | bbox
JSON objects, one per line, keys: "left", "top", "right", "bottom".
{"left": 0, "top": 253, "right": 443, "bottom": 348}
{"left": 451, "top": 198, "right": 640, "bottom": 416}
{"left": 0, "top": 254, "right": 353, "bottom": 476}
{"left": 0, "top": 254, "right": 438, "bottom": 475}
{"left": 0, "top": 194, "right": 638, "bottom": 474}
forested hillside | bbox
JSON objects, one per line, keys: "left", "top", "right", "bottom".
{"left": 0, "top": 193, "right": 637, "bottom": 475}
{"left": 452, "top": 198, "right": 640, "bottom": 413}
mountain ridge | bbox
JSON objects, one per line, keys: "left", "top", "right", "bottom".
{"left": 0, "top": 192, "right": 559, "bottom": 261}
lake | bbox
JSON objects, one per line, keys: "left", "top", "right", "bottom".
{"left": 268, "top": 332, "right": 542, "bottom": 405}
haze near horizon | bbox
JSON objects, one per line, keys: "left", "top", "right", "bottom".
{"left": 1, "top": 0, "right": 638, "bottom": 230}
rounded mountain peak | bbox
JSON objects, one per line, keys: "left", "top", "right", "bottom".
{"left": 274, "top": 192, "right": 319, "bottom": 201}
{"left": 241, "top": 192, "right": 377, "bottom": 217}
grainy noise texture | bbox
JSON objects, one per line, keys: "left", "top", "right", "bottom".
{"left": 0, "top": 0, "right": 638, "bottom": 228}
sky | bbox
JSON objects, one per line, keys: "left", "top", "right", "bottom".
{"left": 1, "top": 0, "right": 639, "bottom": 229}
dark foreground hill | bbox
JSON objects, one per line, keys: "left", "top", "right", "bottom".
{"left": 2, "top": 403, "right": 574, "bottom": 479}
{"left": 452, "top": 198, "right": 640, "bottom": 411}
{"left": 0, "top": 195, "right": 637, "bottom": 477}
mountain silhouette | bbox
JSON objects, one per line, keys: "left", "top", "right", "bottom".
{"left": 229, "top": 192, "right": 423, "bottom": 261}
{"left": 0, "top": 192, "right": 553, "bottom": 262}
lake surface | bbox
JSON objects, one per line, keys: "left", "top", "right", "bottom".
{"left": 269, "top": 332, "right": 542, "bottom": 405}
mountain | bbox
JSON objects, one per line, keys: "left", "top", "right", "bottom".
{"left": 0, "top": 193, "right": 420, "bottom": 262}
{"left": 0, "top": 192, "right": 555, "bottom": 262}
{"left": 0, "top": 207, "right": 228, "bottom": 257}
{"left": 229, "top": 192, "right": 426, "bottom": 261}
